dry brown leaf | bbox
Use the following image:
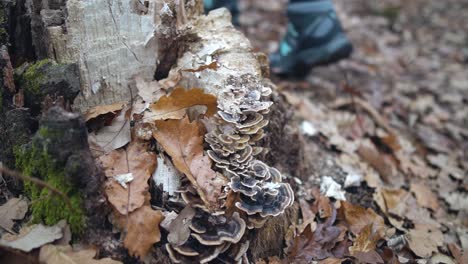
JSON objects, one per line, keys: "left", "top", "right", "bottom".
{"left": 448, "top": 243, "right": 468, "bottom": 264}
{"left": 407, "top": 224, "right": 443, "bottom": 258}
{"left": 39, "top": 244, "right": 122, "bottom": 264}
{"left": 349, "top": 224, "right": 379, "bottom": 254}
{"left": 89, "top": 106, "right": 131, "bottom": 153}
{"left": 319, "top": 258, "right": 344, "bottom": 264}
{"left": 167, "top": 205, "right": 196, "bottom": 246}
{"left": 349, "top": 224, "right": 384, "bottom": 264}
{"left": 118, "top": 205, "right": 164, "bottom": 258}
{"left": 298, "top": 198, "right": 317, "bottom": 233}
{"left": 0, "top": 197, "right": 28, "bottom": 232}
{"left": 410, "top": 182, "right": 439, "bottom": 211}
{"left": 135, "top": 76, "right": 166, "bottom": 104}
{"left": 145, "top": 87, "right": 217, "bottom": 121}
{"left": 84, "top": 102, "right": 125, "bottom": 121}
{"left": 374, "top": 188, "right": 409, "bottom": 217}
{"left": 311, "top": 189, "right": 333, "bottom": 219}
{"left": 339, "top": 201, "right": 386, "bottom": 238}
{"left": 357, "top": 142, "right": 400, "bottom": 186}
{"left": 0, "top": 224, "right": 62, "bottom": 252}
{"left": 100, "top": 141, "right": 157, "bottom": 214}
{"left": 153, "top": 117, "right": 225, "bottom": 209}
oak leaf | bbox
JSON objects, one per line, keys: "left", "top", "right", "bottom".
{"left": 339, "top": 201, "right": 386, "bottom": 238}
{"left": 89, "top": 106, "right": 131, "bottom": 153}
{"left": 100, "top": 141, "right": 157, "bottom": 214}
{"left": 153, "top": 117, "right": 226, "bottom": 209}
{"left": 84, "top": 102, "right": 125, "bottom": 121}
{"left": 407, "top": 224, "right": 443, "bottom": 258}
{"left": 117, "top": 205, "right": 164, "bottom": 258}
{"left": 0, "top": 197, "right": 28, "bottom": 232}
{"left": 349, "top": 224, "right": 384, "bottom": 264}
{"left": 289, "top": 206, "right": 348, "bottom": 262}
{"left": 144, "top": 87, "right": 217, "bottom": 121}
{"left": 39, "top": 244, "right": 122, "bottom": 264}
{"left": 410, "top": 182, "right": 439, "bottom": 211}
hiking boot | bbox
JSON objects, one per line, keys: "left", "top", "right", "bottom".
{"left": 204, "top": 0, "right": 240, "bottom": 26}
{"left": 270, "top": 0, "right": 353, "bottom": 77}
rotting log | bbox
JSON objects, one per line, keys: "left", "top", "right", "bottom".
{"left": 1, "top": 0, "right": 311, "bottom": 262}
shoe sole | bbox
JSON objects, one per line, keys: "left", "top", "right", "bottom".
{"left": 272, "top": 33, "right": 353, "bottom": 78}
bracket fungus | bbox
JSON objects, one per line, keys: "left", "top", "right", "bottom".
{"left": 166, "top": 74, "right": 294, "bottom": 263}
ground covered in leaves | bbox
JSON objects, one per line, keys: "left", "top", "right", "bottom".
{"left": 239, "top": 0, "right": 467, "bottom": 263}
{"left": 1, "top": 0, "right": 467, "bottom": 263}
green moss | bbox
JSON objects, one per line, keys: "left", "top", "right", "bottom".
{"left": 14, "top": 140, "right": 85, "bottom": 234}
{"left": 22, "top": 59, "right": 53, "bottom": 94}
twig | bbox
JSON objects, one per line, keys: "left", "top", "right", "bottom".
{"left": 0, "top": 166, "right": 76, "bottom": 213}
{"left": 330, "top": 97, "right": 397, "bottom": 136}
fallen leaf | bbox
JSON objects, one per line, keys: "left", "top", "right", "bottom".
{"left": 144, "top": 87, "right": 217, "bottom": 121}
{"left": 352, "top": 250, "right": 384, "bottom": 264}
{"left": 430, "top": 254, "right": 456, "bottom": 264}
{"left": 100, "top": 141, "right": 157, "bottom": 214}
{"left": 0, "top": 197, "right": 28, "bottom": 232}
{"left": 373, "top": 188, "right": 408, "bottom": 217}
{"left": 153, "top": 117, "right": 225, "bottom": 209}
{"left": 168, "top": 205, "right": 196, "bottom": 246}
{"left": 349, "top": 224, "right": 379, "bottom": 253}
{"left": 406, "top": 224, "right": 443, "bottom": 258}
{"left": 89, "top": 106, "right": 131, "bottom": 153}
{"left": 380, "top": 134, "right": 401, "bottom": 152}
{"left": 289, "top": 206, "right": 348, "bottom": 262}
{"left": 443, "top": 192, "right": 468, "bottom": 211}
{"left": 135, "top": 76, "right": 166, "bottom": 104}
{"left": 311, "top": 189, "right": 333, "bottom": 219}
{"left": 448, "top": 243, "right": 468, "bottom": 264}
{"left": 339, "top": 201, "right": 386, "bottom": 238}
{"left": 118, "top": 205, "right": 164, "bottom": 258}
{"left": 319, "top": 258, "right": 344, "bottom": 264}
{"left": 427, "top": 154, "right": 464, "bottom": 180}
{"left": 39, "top": 244, "right": 122, "bottom": 264}
{"left": 410, "top": 182, "right": 439, "bottom": 211}
{"left": 0, "top": 224, "right": 62, "bottom": 252}
{"left": 84, "top": 102, "right": 125, "bottom": 121}
{"left": 357, "top": 142, "right": 399, "bottom": 186}
{"left": 298, "top": 198, "right": 317, "bottom": 233}
{"left": 374, "top": 188, "right": 440, "bottom": 228}
{"left": 289, "top": 224, "right": 343, "bottom": 262}
{"left": 349, "top": 224, "right": 384, "bottom": 264}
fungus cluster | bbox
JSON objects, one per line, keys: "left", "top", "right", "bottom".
{"left": 167, "top": 75, "right": 294, "bottom": 263}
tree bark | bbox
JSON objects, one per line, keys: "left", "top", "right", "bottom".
{"left": 1, "top": 0, "right": 308, "bottom": 262}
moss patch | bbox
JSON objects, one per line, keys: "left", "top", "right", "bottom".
{"left": 14, "top": 138, "right": 85, "bottom": 234}
{"left": 21, "top": 59, "right": 53, "bottom": 95}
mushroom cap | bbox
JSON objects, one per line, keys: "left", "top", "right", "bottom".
{"left": 191, "top": 212, "right": 246, "bottom": 246}
{"left": 235, "top": 182, "right": 294, "bottom": 217}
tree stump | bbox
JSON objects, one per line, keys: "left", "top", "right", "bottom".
{"left": 1, "top": 0, "right": 308, "bottom": 262}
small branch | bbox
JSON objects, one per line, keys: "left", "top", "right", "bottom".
{"left": 0, "top": 166, "right": 76, "bottom": 213}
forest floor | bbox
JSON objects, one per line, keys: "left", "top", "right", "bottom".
{"left": 1, "top": 0, "right": 467, "bottom": 263}
{"left": 239, "top": 0, "right": 467, "bottom": 262}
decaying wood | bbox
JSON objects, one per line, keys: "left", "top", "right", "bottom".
{"left": 3, "top": 0, "right": 303, "bottom": 261}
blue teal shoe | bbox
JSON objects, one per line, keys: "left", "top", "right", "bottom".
{"left": 270, "top": 0, "right": 353, "bottom": 77}
{"left": 204, "top": 0, "right": 239, "bottom": 26}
